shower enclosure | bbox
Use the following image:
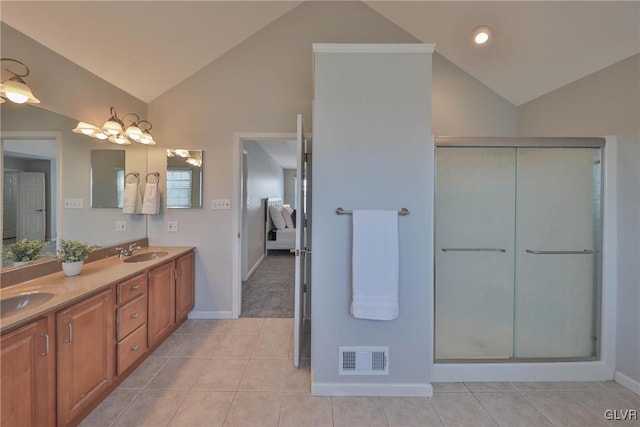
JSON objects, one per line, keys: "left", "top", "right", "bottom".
{"left": 434, "top": 137, "right": 604, "bottom": 362}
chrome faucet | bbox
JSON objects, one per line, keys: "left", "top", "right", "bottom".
{"left": 116, "top": 243, "right": 142, "bottom": 259}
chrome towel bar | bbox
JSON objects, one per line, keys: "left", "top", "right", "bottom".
{"left": 526, "top": 249, "right": 593, "bottom": 255}
{"left": 336, "top": 207, "right": 410, "bottom": 216}
{"left": 441, "top": 248, "right": 506, "bottom": 253}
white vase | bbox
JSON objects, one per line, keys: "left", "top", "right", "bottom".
{"left": 62, "top": 261, "right": 84, "bottom": 277}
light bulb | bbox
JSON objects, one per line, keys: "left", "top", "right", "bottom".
{"left": 472, "top": 26, "right": 492, "bottom": 46}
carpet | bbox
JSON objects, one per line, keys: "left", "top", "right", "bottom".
{"left": 241, "top": 251, "right": 295, "bottom": 318}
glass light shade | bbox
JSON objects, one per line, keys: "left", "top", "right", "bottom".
{"left": 108, "top": 134, "right": 131, "bottom": 145}
{"left": 72, "top": 122, "right": 100, "bottom": 136}
{"left": 102, "top": 119, "right": 123, "bottom": 135}
{"left": 94, "top": 132, "right": 108, "bottom": 140}
{"left": 1, "top": 78, "right": 40, "bottom": 104}
{"left": 139, "top": 131, "right": 156, "bottom": 145}
{"left": 175, "top": 149, "right": 190, "bottom": 158}
{"left": 186, "top": 158, "right": 201, "bottom": 167}
{"left": 125, "top": 125, "right": 143, "bottom": 140}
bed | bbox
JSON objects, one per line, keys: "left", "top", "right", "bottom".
{"left": 265, "top": 198, "right": 296, "bottom": 254}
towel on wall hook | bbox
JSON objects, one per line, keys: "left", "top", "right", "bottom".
{"left": 141, "top": 172, "right": 160, "bottom": 214}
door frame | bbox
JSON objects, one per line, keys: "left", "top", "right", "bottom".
{"left": 1, "top": 131, "right": 62, "bottom": 245}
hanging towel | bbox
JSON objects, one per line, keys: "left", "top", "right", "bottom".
{"left": 122, "top": 182, "right": 139, "bottom": 214}
{"left": 351, "top": 210, "right": 399, "bottom": 320}
{"left": 141, "top": 183, "right": 160, "bottom": 215}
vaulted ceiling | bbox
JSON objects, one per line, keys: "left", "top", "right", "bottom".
{"left": 2, "top": 1, "right": 638, "bottom": 106}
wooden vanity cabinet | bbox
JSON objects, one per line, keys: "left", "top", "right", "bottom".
{"left": 147, "top": 261, "right": 176, "bottom": 348}
{"left": 175, "top": 251, "right": 195, "bottom": 323}
{"left": 56, "top": 288, "right": 115, "bottom": 426}
{"left": 116, "top": 273, "right": 148, "bottom": 374}
{"left": 1, "top": 316, "right": 55, "bottom": 427}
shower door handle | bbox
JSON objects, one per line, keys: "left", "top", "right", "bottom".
{"left": 525, "top": 249, "right": 593, "bottom": 255}
{"left": 441, "top": 248, "right": 506, "bottom": 253}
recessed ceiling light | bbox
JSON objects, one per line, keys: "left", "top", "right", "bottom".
{"left": 472, "top": 26, "right": 492, "bottom": 46}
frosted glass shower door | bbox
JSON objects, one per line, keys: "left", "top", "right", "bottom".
{"left": 435, "top": 147, "right": 516, "bottom": 359}
{"left": 514, "top": 148, "right": 599, "bottom": 358}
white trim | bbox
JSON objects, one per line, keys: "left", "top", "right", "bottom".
{"left": 245, "top": 254, "right": 264, "bottom": 281}
{"left": 188, "top": 311, "right": 234, "bottom": 319}
{"left": 312, "top": 382, "right": 433, "bottom": 397}
{"left": 432, "top": 137, "right": 618, "bottom": 383}
{"left": 312, "top": 43, "right": 435, "bottom": 54}
{"left": 614, "top": 371, "right": 640, "bottom": 395}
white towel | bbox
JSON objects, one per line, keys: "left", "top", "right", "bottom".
{"left": 141, "top": 183, "right": 160, "bottom": 215}
{"left": 122, "top": 182, "right": 139, "bottom": 214}
{"left": 351, "top": 210, "right": 399, "bottom": 320}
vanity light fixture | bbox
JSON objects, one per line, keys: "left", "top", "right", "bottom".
{"left": 167, "top": 149, "right": 202, "bottom": 167}
{"left": 0, "top": 58, "right": 41, "bottom": 104}
{"left": 472, "top": 26, "right": 492, "bottom": 46}
{"left": 73, "top": 107, "right": 157, "bottom": 146}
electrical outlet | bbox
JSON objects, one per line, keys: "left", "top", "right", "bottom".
{"left": 115, "top": 221, "right": 127, "bottom": 232}
{"left": 212, "top": 199, "right": 231, "bottom": 210}
{"left": 167, "top": 221, "right": 178, "bottom": 232}
{"left": 64, "top": 198, "right": 83, "bottom": 209}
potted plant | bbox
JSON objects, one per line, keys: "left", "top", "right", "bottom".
{"left": 57, "top": 239, "right": 96, "bottom": 277}
{"left": 2, "top": 239, "right": 48, "bottom": 267}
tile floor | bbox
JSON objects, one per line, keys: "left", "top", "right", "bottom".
{"left": 81, "top": 318, "right": 640, "bottom": 427}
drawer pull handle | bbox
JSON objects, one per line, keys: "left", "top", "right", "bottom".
{"left": 131, "top": 345, "right": 140, "bottom": 351}
{"left": 40, "top": 333, "right": 49, "bottom": 356}
{"left": 131, "top": 313, "right": 140, "bottom": 319}
{"left": 132, "top": 284, "right": 140, "bottom": 291}
{"left": 64, "top": 323, "right": 73, "bottom": 343}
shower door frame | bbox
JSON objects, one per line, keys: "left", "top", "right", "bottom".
{"left": 432, "top": 136, "right": 618, "bottom": 382}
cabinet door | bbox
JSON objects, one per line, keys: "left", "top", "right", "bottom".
{"left": 1, "top": 318, "right": 54, "bottom": 427}
{"left": 175, "top": 251, "right": 195, "bottom": 323}
{"left": 148, "top": 261, "right": 176, "bottom": 348}
{"left": 435, "top": 147, "right": 517, "bottom": 359}
{"left": 57, "top": 289, "right": 115, "bottom": 426}
{"left": 515, "top": 148, "right": 599, "bottom": 358}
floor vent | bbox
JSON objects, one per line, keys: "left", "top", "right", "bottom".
{"left": 339, "top": 346, "right": 389, "bottom": 375}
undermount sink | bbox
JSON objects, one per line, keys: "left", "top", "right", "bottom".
{"left": 122, "top": 251, "right": 169, "bottom": 263}
{"left": 1, "top": 292, "right": 55, "bottom": 318}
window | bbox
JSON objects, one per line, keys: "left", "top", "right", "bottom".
{"left": 166, "top": 169, "right": 193, "bottom": 208}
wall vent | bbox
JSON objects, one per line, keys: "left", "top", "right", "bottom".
{"left": 339, "top": 346, "right": 389, "bottom": 375}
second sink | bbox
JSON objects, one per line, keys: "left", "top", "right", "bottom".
{"left": 122, "top": 251, "right": 169, "bottom": 263}
{"left": 1, "top": 292, "right": 55, "bottom": 318}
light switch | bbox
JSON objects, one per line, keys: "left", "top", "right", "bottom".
{"left": 115, "top": 221, "right": 127, "bottom": 232}
{"left": 212, "top": 199, "right": 231, "bottom": 210}
{"left": 167, "top": 221, "right": 178, "bottom": 232}
{"left": 64, "top": 198, "right": 83, "bottom": 209}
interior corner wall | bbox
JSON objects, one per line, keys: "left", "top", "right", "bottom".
{"left": 283, "top": 169, "right": 297, "bottom": 207}
{"left": 517, "top": 54, "right": 640, "bottom": 384}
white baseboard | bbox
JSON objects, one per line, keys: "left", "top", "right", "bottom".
{"left": 245, "top": 254, "right": 265, "bottom": 281}
{"left": 188, "top": 311, "right": 235, "bottom": 319}
{"left": 615, "top": 371, "right": 640, "bottom": 395}
{"left": 312, "top": 382, "right": 432, "bottom": 397}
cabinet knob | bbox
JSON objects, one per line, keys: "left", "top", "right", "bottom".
{"left": 132, "top": 284, "right": 140, "bottom": 291}
{"left": 131, "top": 313, "right": 140, "bottom": 319}
{"left": 131, "top": 345, "right": 139, "bottom": 351}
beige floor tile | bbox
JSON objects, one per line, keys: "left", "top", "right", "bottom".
{"left": 238, "top": 358, "right": 288, "bottom": 391}
{"left": 212, "top": 334, "right": 258, "bottom": 358}
{"left": 146, "top": 357, "right": 209, "bottom": 390}
{"left": 252, "top": 333, "right": 292, "bottom": 359}
{"left": 174, "top": 333, "right": 223, "bottom": 358}
{"left": 331, "top": 396, "right": 388, "bottom": 427}
{"left": 430, "top": 392, "right": 497, "bottom": 426}
{"left": 465, "top": 382, "right": 516, "bottom": 392}
{"left": 522, "top": 391, "right": 608, "bottom": 426}
{"left": 617, "top": 389, "right": 640, "bottom": 407}
{"left": 432, "top": 382, "right": 469, "bottom": 393}
{"left": 279, "top": 393, "right": 333, "bottom": 427}
{"left": 381, "top": 397, "right": 443, "bottom": 427}
{"left": 192, "top": 358, "right": 249, "bottom": 391}
{"left": 598, "top": 380, "right": 628, "bottom": 390}
{"left": 80, "top": 388, "right": 140, "bottom": 427}
{"left": 284, "top": 358, "right": 311, "bottom": 392}
{"left": 474, "top": 392, "right": 552, "bottom": 427}
{"left": 151, "top": 334, "right": 190, "bottom": 357}
{"left": 167, "top": 391, "right": 234, "bottom": 427}
{"left": 118, "top": 357, "right": 169, "bottom": 389}
{"left": 511, "top": 381, "right": 603, "bottom": 392}
{"left": 224, "top": 391, "right": 282, "bottom": 427}
{"left": 228, "top": 317, "right": 265, "bottom": 335}
{"left": 262, "top": 318, "right": 294, "bottom": 335}
{"left": 193, "top": 319, "right": 234, "bottom": 335}
{"left": 174, "top": 319, "right": 200, "bottom": 335}
{"left": 564, "top": 389, "right": 640, "bottom": 424}
{"left": 112, "top": 389, "right": 187, "bottom": 427}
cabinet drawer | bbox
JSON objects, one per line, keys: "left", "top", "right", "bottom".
{"left": 118, "top": 273, "right": 147, "bottom": 304}
{"left": 117, "top": 295, "right": 147, "bottom": 340}
{"left": 117, "top": 324, "right": 147, "bottom": 375}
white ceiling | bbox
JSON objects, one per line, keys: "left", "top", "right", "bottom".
{"left": 2, "top": 1, "right": 638, "bottom": 105}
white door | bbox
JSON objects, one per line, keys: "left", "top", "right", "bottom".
{"left": 17, "top": 172, "right": 46, "bottom": 241}
{"left": 293, "top": 114, "right": 308, "bottom": 367}
{"left": 435, "top": 147, "right": 516, "bottom": 359}
{"left": 514, "top": 148, "right": 598, "bottom": 358}
{"left": 3, "top": 172, "right": 19, "bottom": 239}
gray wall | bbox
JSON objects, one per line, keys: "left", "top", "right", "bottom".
{"left": 283, "top": 169, "right": 296, "bottom": 207}
{"left": 517, "top": 54, "right": 640, "bottom": 383}
{"left": 244, "top": 141, "right": 285, "bottom": 273}
{"left": 312, "top": 47, "right": 433, "bottom": 389}
{"left": 91, "top": 150, "right": 125, "bottom": 208}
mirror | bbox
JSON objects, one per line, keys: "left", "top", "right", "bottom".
{"left": 1, "top": 103, "right": 148, "bottom": 270}
{"left": 166, "top": 149, "right": 203, "bottom": 208}
{"left": 91, "top": 149, "right": 125, "bottom": 208}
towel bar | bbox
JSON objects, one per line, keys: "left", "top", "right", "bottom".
{"left": 146, "top": 172, "right": 160, "bottom": 184}
{"left": 526, "top": 249, "right": 593, "bottom": 255}
{"left": 125, "top": 172, "right": 139, "bottom": 183}
{"left": 336, "top": 207, "right": 410, "bottom": 216}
